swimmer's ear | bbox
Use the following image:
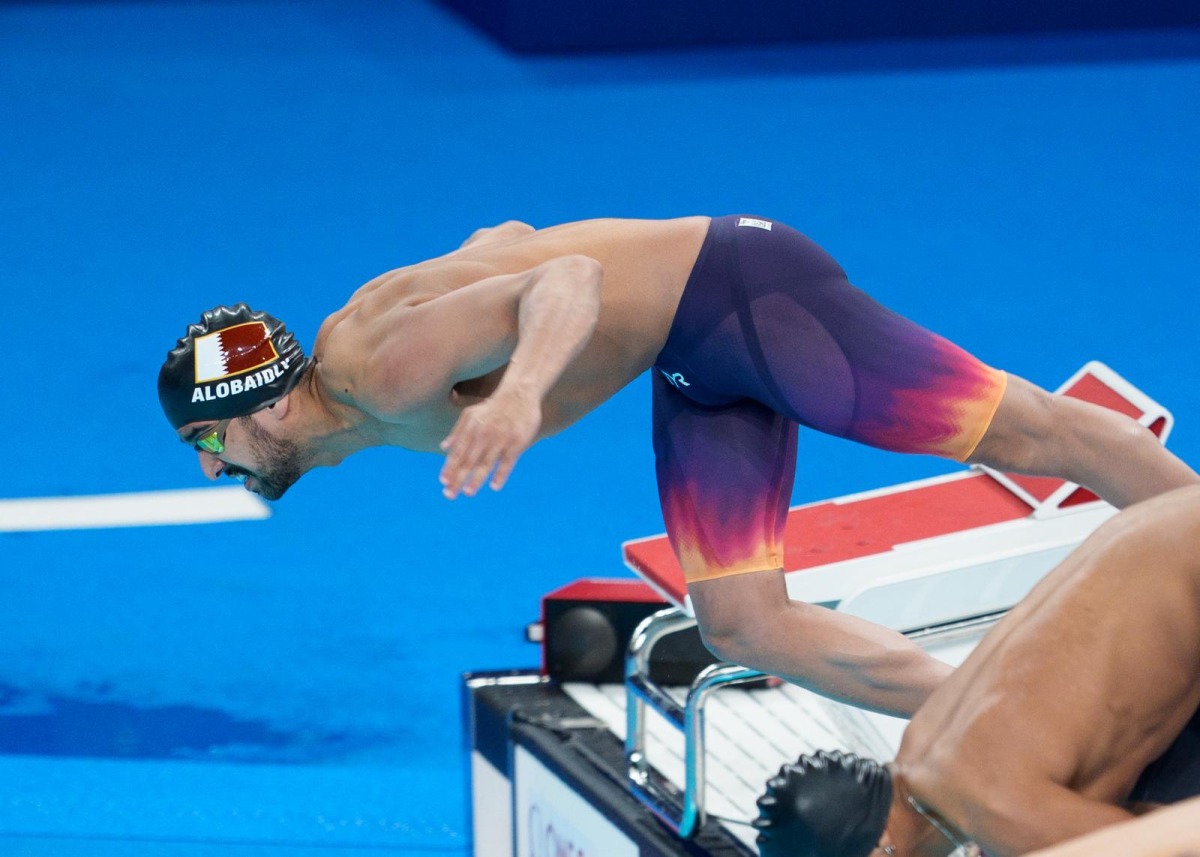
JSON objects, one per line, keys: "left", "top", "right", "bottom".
{"left": 266, "top": 393, "right": 292, "bottom": 420}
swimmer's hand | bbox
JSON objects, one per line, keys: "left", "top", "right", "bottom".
{"left": 439, "top": 388, "right": 541, "bottom": 499}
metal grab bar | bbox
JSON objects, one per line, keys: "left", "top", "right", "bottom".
{"left": 624, "top": 607, "right": 765, "bottom": 838}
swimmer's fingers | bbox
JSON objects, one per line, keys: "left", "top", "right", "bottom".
{"left": 439, "top": 415, "right": 480, "bottom": 499}
{"left": 460, "top": 452, "right": 498, "bottom": 498}
{"left": 439, "top": 419, "right": 485, "bottom": 499}
{"left": 488, "top": 446, "right": 524, "bottom": 492}
{"left": 439, "top": 397, "right": 539, "bottom": 499}
{"left": 449, "top": 435, "right": 521, "bottom": 498}
{"left": 459, "top": 434, "right": 528, "bottom": 497}
{"left": 440, "top": 451, "right": 486, "bottom": 500}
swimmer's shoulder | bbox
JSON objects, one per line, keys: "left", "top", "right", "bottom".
{"left": 312, "top": 304, "right": 432, "bottom": 419}
{"left": 314, "top": 257, "right": 515, "bottom": 414}
{"left": 1147, "top": 484, "right": 1200, "bottom": 552}
{"left": 1113, "top": 484, "right": 1200, "bottom": 539}
{"left": 315, "top": 260, "right": 487, "bottom": 357}
{"left": 1080, "top": 485, "right": 1200, "bottom": 583}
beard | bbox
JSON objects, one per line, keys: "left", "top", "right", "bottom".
{"left": 233, "top": 415, "right": 309, "bottom": 500}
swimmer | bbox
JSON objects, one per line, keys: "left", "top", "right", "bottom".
{"left": 754, "top": 485, "right": 1200, "bottom": 857}
{"left": 158, "top": 215, "right": 1200, "bottom": 717}
{"left": 1025, "top": 796, "right": 1200, "bottom": 857}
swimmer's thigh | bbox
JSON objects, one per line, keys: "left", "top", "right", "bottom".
{"left": 652, "top": 372, "right": 798, "bottom": 583}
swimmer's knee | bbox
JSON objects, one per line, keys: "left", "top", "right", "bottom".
{"left": 967, "top": 375, "right": 1060, "bottom": 473}
{"left": 696, "top": 625, "right": 741, "bottom": 665}
{"left": 693, "top": 608, "right": 764, "bottom": 666}
{"left": 689, "top": 574, "right": 788, "bottom": 666}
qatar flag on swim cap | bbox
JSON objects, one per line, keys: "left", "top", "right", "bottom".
{"left": 192, "top": 321, "right": 281, "bottom": 383}
{"left": 159, "top": 303, "right": 313, "bottom": 430}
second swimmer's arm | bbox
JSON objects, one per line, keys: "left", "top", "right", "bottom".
{"left": 1022, "top": 797, "right": 1200, "bottom": 857}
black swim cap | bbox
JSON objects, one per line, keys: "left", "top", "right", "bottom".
{"left": 754, "top": 750, "right": 893, "bottom": 857}
{"left": 158, "top": 304, "right": 313, "bottom": 430}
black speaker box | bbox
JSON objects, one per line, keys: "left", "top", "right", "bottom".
{"left": 540, "top": 579, "right": 720, "bottom": 686}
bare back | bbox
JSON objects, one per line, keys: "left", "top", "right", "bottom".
{"left": 313, "top": 217, "right": 709, "bottom": 449}
{"left": 901, "top": 486, "right": 1200, "bottom": 816}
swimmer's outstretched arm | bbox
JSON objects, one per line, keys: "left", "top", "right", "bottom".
{"left": 457, "top": 220, "right": 536, "bottom": 249}
{"left": 689, "top": 570, "right": 950, "bottom": 718}
{"left": 1023, "top": 797, "right": 1200, "bottom": 857}
{"left": 438, "top": 254, "right": 603, "bottom": 498}
{"left": 967, "top": 781, "right": 1134, "bottom": 857}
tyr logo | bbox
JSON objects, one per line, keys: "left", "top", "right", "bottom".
{"left": 658, "top": 368, "right": 690, "bottom": 389}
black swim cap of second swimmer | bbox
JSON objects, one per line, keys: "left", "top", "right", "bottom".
{"left": 158, "top": 304, "right": 313, "bottom": 430}
{"left": 754, "top": 750, "right": 893, "bottom": 857}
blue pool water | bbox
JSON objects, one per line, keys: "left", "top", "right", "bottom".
{"left": 0, "top": 2, "right": 1197, "bottom": 853}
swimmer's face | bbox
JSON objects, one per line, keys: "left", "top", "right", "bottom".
{"left": 179, "top": 412, "right": 307, "bottom": 500}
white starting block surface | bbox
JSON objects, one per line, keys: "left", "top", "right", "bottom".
{"left": 464, "top": 363, "right": 1178, "bottom": 857}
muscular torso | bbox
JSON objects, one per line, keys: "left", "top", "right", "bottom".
{"left": 897, "top": 488, "right": 1200, "bottom": 837}
{"left": 313, "top": 217, "right": 709, "bottom": 450}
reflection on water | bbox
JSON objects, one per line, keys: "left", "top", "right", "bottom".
{"left": 0, "top": 682, "right": 363, "bottom": 763}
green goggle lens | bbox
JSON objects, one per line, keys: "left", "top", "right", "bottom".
{"left": 193, "top": 419, "right": 230, "bottom": 454}
{"left": 196, "top": 434, "right": 225, "bottom": 454}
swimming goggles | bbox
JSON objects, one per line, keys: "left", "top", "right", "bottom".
{"left": 189, "top": 418, "right": 233, "bottom": 454}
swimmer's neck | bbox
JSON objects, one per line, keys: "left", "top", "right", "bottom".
{"left": 289, "top": 365, "right": 400, "bottom": 467}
